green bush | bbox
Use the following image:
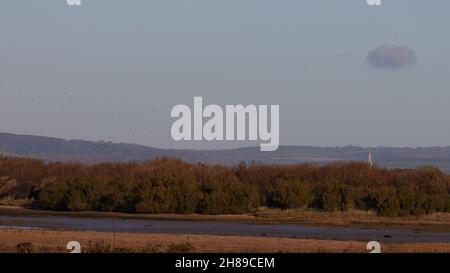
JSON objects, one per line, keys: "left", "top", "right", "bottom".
{"left": 267, "top": 179, "right": 314, "bottom": 209}
{"left": 1, "top": 156, "right": 449, "bottom": 217}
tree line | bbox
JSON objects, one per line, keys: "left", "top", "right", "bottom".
{"left": 1, "top": 156, "right": 450, "bottom": 216}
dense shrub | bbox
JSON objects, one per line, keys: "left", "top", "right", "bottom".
{"left": 267, "top": 179, "right": 314, "bottom": 209}
{"left": 1, "top": 156, "right": 450, "bottom": 216}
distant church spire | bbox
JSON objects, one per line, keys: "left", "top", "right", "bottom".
{"left": 368, "top": 148, "right": 374, "bottom": 167}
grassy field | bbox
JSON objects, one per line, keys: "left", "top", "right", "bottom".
{"left": 1, "top": 228, "right": 450, "bottom": 253}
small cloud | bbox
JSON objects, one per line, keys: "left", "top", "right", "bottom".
{"left": 366, "top": 45, "right": 417, "bottom": 70}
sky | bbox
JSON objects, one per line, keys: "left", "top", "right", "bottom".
{"left": 0, "top": 0, "right": 449, "bottom": 149}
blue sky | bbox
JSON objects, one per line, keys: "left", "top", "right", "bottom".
{"left": 0, "top": 0, "right": 449, "bottom": 149}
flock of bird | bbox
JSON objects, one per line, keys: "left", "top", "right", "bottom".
{"left": 0, "top": 86, "right": 166, "bottom": 138}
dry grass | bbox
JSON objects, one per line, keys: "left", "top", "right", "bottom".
{"left": 253, "top": 208, "right": 450, "bottom": 232}
{"left": 0, "top": 198, "right": 32, "bottom": 207}
{"left": 383, "top": 242, "right": 450, "bottom": 253}
{"left": 0, "top": 229, "right": 449, "bottom": 253}
{"left": 0, "top": 228, "right": 364, "bottom": 253}
{"left": 0, "top": 206, "right": 255, "bottom": 222}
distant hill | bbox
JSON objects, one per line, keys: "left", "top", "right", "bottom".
{"left": 1, "top": 132, "right": 450, "bottom": 172}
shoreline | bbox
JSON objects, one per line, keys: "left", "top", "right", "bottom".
{"left": 2, "top": 206, "right": 450, "bottom": 252}
{"left": 1, "top": 206, "right": 450, "bottom": 232}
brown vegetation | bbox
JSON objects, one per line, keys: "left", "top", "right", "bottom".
{"left": 0, "top": 229, "right": 449, "bottom": 253}
{"left": 1, "top": 156, "right": 450, "bottom": 217}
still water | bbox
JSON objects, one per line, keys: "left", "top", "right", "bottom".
{"left": 0, "top": 214, "right": 449, "bottom": 243}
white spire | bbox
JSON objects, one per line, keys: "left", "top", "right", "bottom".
{"left": 368, "top": 148, "right": 373, "bottom": 167}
